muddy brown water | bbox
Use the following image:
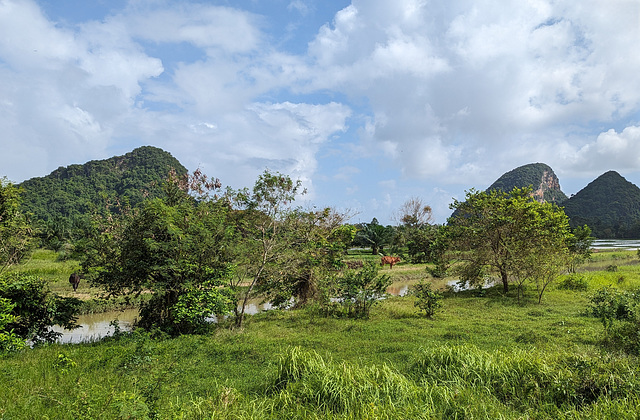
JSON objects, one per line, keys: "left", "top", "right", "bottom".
{"left": 55, "top": 283, "right": 412, "bottom": 343}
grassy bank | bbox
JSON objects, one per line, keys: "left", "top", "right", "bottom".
{"left": 2, "top": 250, "right": 640, "bottom": 418}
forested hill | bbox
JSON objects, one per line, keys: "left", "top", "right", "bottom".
{"left": 562, "top": 171, "right": 640, "bottom": 239}
{"left": 487, "top": 163, "right": 568, "bottom": 204}
{"left": 19, "top": 146, "right": 187, "bottom": 222}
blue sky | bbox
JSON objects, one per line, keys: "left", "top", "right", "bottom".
{"left": 1, "top": 0, "right": 639, "bottom": 224}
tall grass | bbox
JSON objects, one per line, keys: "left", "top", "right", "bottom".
{"left": 270, "top": 346, "right": 419, "bottom": 416}
{"left": 3, "top": 248, "right": 640, "bottom": 418}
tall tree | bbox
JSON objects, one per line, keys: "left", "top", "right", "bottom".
{"left": 228, "top": 170, "right": 305, "bottom": 328}
{"left": 82, "top": 170, "right": 233, "bottom": 335}
{"left": 393, "top": 197, "right": 436, "bottom": 263}
{"left": 260, "top": 207, "right": 355, "bottom": 309}
{"left": 448, "top": 187, "right": 571, "bottom": 296}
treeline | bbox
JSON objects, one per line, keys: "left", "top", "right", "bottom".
{"left": 2, "top": 165, "right": 597, "bottom": 351}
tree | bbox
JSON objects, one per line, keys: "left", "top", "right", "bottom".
{"left": 566, "top": 225, "right": 594, "bottom": 273}
{"left": 448, "top": 187, "right": 571, "bottom": 298}
{"left": 394, "top": 197, "right": 433, "bottom": 228}
{"left": 0, "top": 178, "right": 36, "bottom": 275}
{"left": 354, "top": 218, "right": 394, "bottom": 255}
{"left": 228, "top": 170, "right": 305, "bottom": 328}
{"left": 392, "top": 197, "right": 436, "bottom": 263}
{"left": 82, "top": 170, "right": 234, "bottom": 335}
{"left": 333, "top": 261, "right": 391, "bottom": 318}
{"left": 0, "top": 273, "right": 80, "bottom": 345}
{"left": 259, "top": 207, "right": 356, "bottom": 309}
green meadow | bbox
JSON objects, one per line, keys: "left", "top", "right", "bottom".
{"left": 2, "top": 250, "right": 640, "bottom": 419}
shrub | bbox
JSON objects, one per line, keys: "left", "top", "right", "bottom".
{"left": 332, "top": 262, "right": 391, "bottom": 319}
{"left": 588, "top": 287, "right": 640, "bottom": 354}
{"left": 411, "top": 280, "right": 443, "bottom": 318}
{"left": 557, "top": 274, "right": 588, "bottom": 291}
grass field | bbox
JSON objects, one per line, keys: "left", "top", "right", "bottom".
{"left": 2, "top": 249, "right": 640, "bottom": 418}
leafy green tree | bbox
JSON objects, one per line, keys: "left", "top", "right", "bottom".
{"left": 333, "top": 261, "right": 391, "bottom": 318}
{"left": 448, "top": 187, "right": 571, "bottom": 298}
{"left": 566, "top": 225, "right": 594, "bottom": 273}
{"left": 260, "top": 207, "right": 356, "bottom": 309}
{"left": 0, "top": 273, "right": 80, "bottom": 345}
{"left": 227, "top": 170, "right": 305, "bottom": 328}
{"left": 0, "top": 178, "right": 36, "bottom": 275}
{"left": 82, "top": 170, "right": 233, "bottom": 335}
{"left": 425, "top": 225, "right": 451, "bottom": 278}
{"left": 354, "top": 218, "right": 394, "bottom": 255}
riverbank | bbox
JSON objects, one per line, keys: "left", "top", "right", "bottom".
{"left": 3, "top": 249, "right": 640, "bottom": 418}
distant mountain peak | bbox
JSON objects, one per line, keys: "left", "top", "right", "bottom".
{"left": 18, "top": 146, "right": 187, "bottom": 221}
{"left": 562, "top": 170, "right": 640, "bottom": 238}
{"left": 487, "top": 162, "right": 567, "bottom": 204}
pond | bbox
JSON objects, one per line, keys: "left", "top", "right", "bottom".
{"left": 52, "top": 308, "right": 139, "bottom": 344}
{"left": 54, "top": 281, "right": 413, "bottom": 344}
{"left": 592, "top": 239, "right": 640, "bottom": 250}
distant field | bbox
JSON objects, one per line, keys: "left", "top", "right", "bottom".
{"left": 2, "top": 248, "right": 640, "bottom": 418}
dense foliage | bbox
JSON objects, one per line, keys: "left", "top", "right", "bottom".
{"left": 563, "top": 171, "right": 640, "bottom": 238}
{"left": 81, "top": 170, "right": 233, "bottom": 335}
{"left": 18, "top": 146, "right": 187, "bottom": 248}
{"left": 487, "top": 162, "right": 568, "bottom": 204}
{"left": 353, "top": 218, "right": 394, "bottom": 255}
{"left": 448, "top": 187, "right": 572, "bottom": 301}
{"left": 0, "top": 178, "right": 36, "bottom": 274}
{"left": 0, "top": 273, "right": 80, "bottom": 345}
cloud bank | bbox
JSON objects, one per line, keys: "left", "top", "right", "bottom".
{"left": 0, "top": 0, "right": 638, "bottom": 222}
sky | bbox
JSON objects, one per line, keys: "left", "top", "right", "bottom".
{"left": 1, "top": 0, "right": 639, "bottom": 225}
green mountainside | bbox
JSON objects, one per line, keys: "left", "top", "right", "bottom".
{"left": 487, "top": 163, "right": 568, "bottom": 204}
{"left": 19, "top": 146, "right": 187, "bottom": 222}
{"left": 562, "top": 171, "right": 640, "bottom": 239}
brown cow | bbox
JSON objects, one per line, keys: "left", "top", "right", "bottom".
{"left": 380, "top": 256, "right": 401, "bottom": 269}
{"left": 69, "top": 273, "right": 81, "bottom": 292}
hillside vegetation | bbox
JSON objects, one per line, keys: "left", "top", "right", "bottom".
{"left": 562, "top": 171, "right": 640, "bottom": 238}
{"left": 19, "top": 146, "right": 187, "bottom": 222}
{"left": 487, "top": 162, "right": 568, "bottom": 204}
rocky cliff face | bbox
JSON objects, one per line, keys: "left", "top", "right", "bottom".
{"left": 531, "top": 169, "right": 563, "bottom": 203}
{"left": 487, "top": 163, "right": 568, "bottom": 204}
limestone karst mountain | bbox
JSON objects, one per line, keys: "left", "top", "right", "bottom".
{"left": 18, "top": 146, "right": 187, "bottom": 222}
{"left": 486, "top": 163, "right": 568, "bottom": 204}
{"left": 562, "top": 171, "right": 640, "bottom": 238}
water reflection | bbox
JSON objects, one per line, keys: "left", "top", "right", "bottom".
{"left": 55, "top": 283, "right": 412, "bottom": 343}
{"left": 592, "top": 239, "right": 640, "bottom": 250}
{"left": 53, "top": 308, "right": 138, "bottom": 344}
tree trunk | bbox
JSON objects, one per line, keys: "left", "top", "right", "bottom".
{"left": 501, "top": 270, "right": 509, "bottom": 293}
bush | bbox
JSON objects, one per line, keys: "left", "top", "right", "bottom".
{"left": 0, "top": 273, "right": 81, "bottom": 344}
{"left": 588, "top": 287, "right": 640, "bottom": 354}
{"left": 411, "top": 280, "right": 443, "bottom": 318}
{"left": 332, "top": 262, "right": 391, "bottom": 319}
{"left": 557, "top": 274, "right": 588, "bottom": 291}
